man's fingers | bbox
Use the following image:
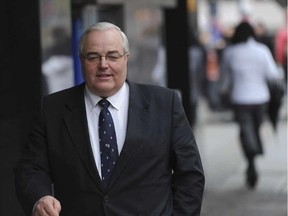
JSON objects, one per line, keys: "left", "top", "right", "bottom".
{"left": 33, "top": 195, "right": 61, "bottom": 216}
{"left": 53, "top": 199, "right": 61, "bottom": 214}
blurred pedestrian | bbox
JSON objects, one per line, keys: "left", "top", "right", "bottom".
{"left": 274, "top": 7, "right": 287, "bottom": 84}
{"left": 254, "top": 21, "right": 274, "bottom": 56}
{"left": 42, "top": 26, "right": 74, "bottom": 95}
{"left": 188, "top": 31, "right": 207, "bottom": 127}
{"left": 219, "top": 21, "right": 281, "bottom": 189}
{"left": 15, "top": 22, "right": 205, "bottom": 216}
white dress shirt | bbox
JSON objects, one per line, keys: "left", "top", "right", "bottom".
{"left": 221, "top": 38, "right": 280, "bottom": 104}
{"left": 84, "top": 82, "right": 129, "bottom": 177}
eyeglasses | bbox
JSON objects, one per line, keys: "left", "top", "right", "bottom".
{"left": 81, "top": 51, "right": 127, "bottom": 64}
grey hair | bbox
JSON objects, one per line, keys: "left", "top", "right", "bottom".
{"left": 78, "top": 22, "right": 129, "bottom": 56}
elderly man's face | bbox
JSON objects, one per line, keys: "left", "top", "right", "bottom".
{"left": 80, "top": 29, "right": 128, "bottom": 97}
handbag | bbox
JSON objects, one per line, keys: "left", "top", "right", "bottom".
{"left": 267, "top": 79, "right": 286, "bottom": 130}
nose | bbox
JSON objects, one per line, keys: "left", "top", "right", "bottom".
{"left": 99, "top": 56, "right": 109, "bottom": 68}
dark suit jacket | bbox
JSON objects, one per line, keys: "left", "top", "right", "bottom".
{"left": 15, "top": 81, "right": 205, "bottom": 216}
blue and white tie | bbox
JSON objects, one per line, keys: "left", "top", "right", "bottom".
{"left": 98, "top": 99, "right": 118, "bottom": 187}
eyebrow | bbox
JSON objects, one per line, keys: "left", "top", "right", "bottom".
{"left": 86, "top": 50, "right": 121, "bottom": 55}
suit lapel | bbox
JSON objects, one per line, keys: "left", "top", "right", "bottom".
{"left": 62, "top": 84, "right": 103, "bottom": 187}
{"left": 108, "top": 82, "right": 150, "bottom": 189}
{"left": 60, "top": 82, "right": 151, "bottom": 191}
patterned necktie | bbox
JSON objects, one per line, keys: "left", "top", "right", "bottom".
{"left": 98, "top": 99, "right": 118, "bottom": 187}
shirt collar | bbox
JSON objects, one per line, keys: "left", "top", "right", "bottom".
{"left": 85, "top": 82, "right": 128, "bottom": 111}
{"left": 247, "top": 37, "right": 256, "bottom": 43}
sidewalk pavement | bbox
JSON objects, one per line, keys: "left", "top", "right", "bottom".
{"left": 194, "top": 98, "right": 287, "bottom": 216}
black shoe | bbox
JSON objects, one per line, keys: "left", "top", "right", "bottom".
{"left": 246, "top": 161, "right": 258, "bottom": 189}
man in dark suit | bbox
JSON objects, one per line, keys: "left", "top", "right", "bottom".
{"left": 15, "top": 22, "right": 205, "bottom": 216}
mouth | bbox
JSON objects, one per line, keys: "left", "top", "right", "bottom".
{"left": 97, "top": 74, "right": 111, "bottom": 78}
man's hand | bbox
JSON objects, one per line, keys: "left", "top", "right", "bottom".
{"left": 33, "top": 195, "right": 61, "bottom": 216}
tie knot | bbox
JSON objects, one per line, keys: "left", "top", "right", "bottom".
{"left": 99, "top": 99, "right": 110, "bottom": 109}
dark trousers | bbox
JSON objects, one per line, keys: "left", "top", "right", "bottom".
{"left": 233, "top": 103, "right": 268, "bottom": 160}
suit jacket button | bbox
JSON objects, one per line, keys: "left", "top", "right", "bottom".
{"left": 104, "top": 196, "right": 109, "bottom": 203}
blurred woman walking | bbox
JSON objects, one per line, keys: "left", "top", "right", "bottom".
{"left": 219, "top": 21, "right": 281, "bottom": 189}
